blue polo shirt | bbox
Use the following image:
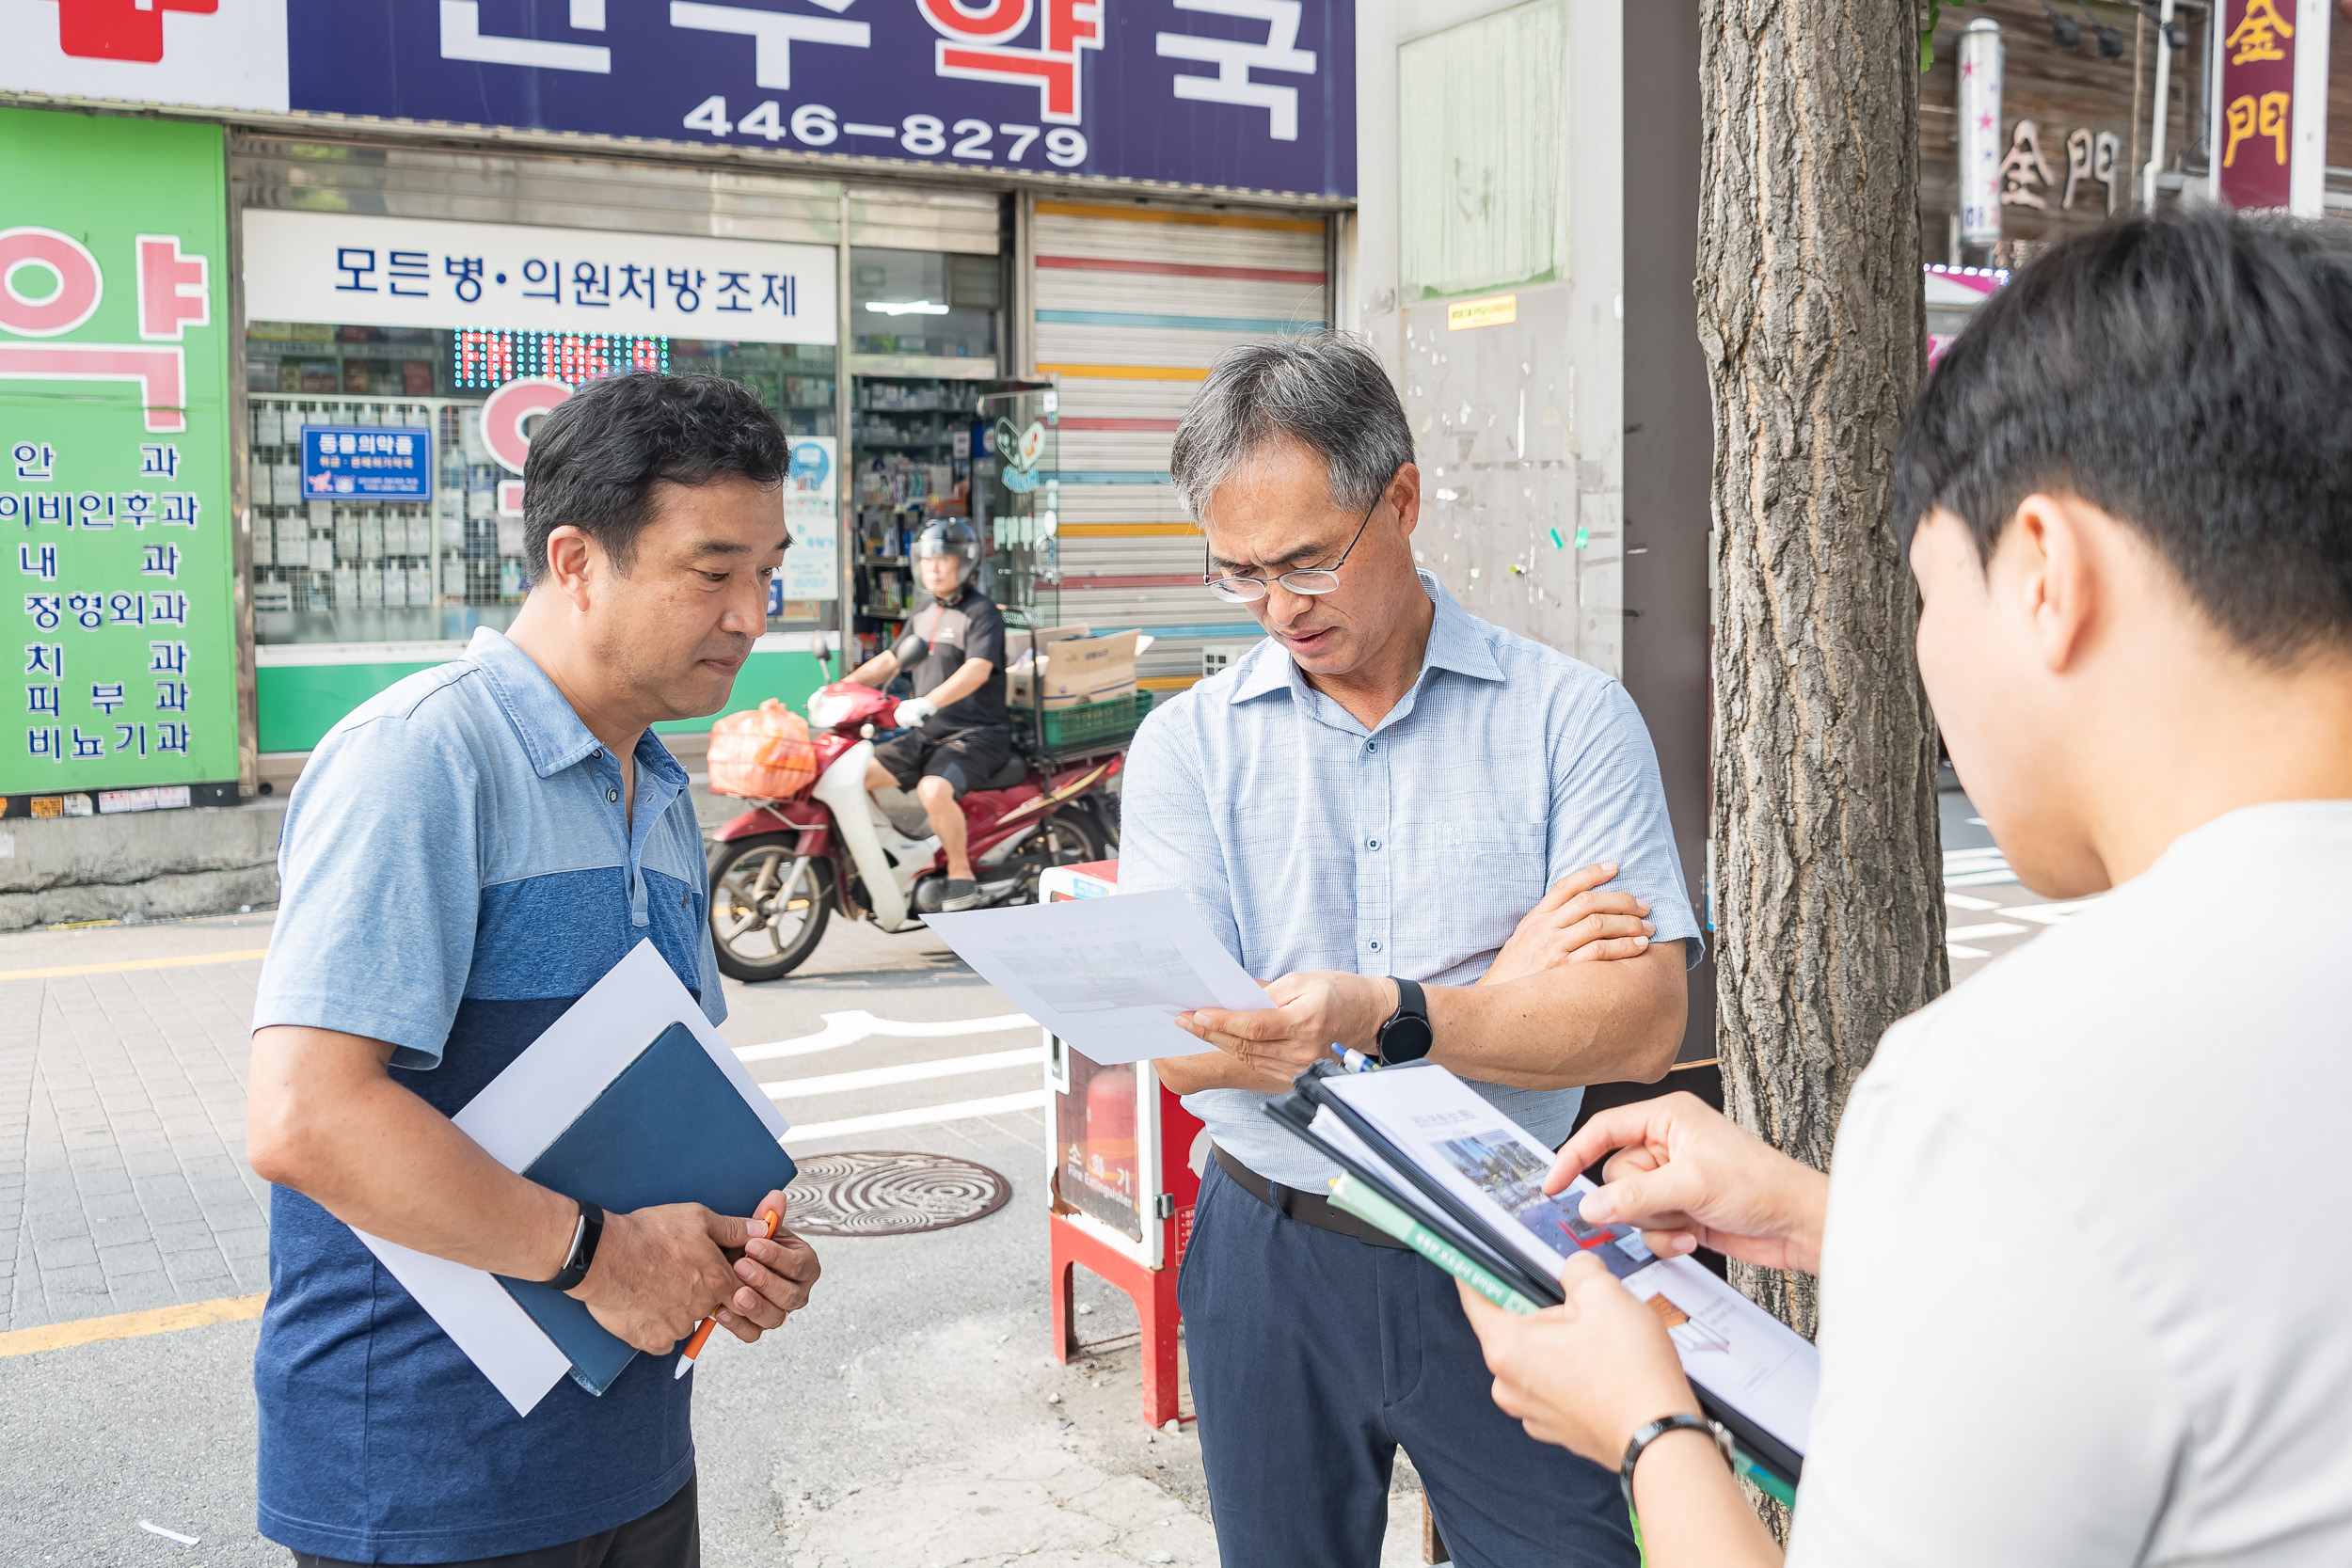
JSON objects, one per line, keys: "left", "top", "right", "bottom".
{"left": 249, "top": 627, "right": 723, "bottom": 1564}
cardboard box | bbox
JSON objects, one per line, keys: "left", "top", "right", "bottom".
{"left": 1009, "top": 626, "right": 1139, "bottom": 709}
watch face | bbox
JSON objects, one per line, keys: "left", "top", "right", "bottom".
{"left": 1382, "top": 1017, "right": 1435, "bottom": 1062}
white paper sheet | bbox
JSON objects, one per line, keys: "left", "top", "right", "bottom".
{"left": 1323, "top": 1065, "right": 1820, "bottom": 1454}
{"left": 921, "top": 890, "right": 1267, "bottom": 1065}
{"left": 350, "top": 940, "right": 790, "bottom": 1417}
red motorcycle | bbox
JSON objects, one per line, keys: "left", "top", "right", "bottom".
{"left": 706, "top": 680, "right": 1135, "bottom": 981}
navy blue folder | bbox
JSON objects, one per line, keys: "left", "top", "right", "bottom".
{"left": 495, "top": 1021, "right": 798, "bottom": 1395}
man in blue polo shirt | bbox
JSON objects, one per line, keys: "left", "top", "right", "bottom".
{"left": 246, "top": 372, "right": 821, "bottom": 1566}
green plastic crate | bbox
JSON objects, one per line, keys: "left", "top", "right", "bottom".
{"left": 1011, "top": 689, "right": 1153, "bottom": 750}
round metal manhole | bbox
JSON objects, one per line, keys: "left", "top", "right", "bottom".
{"left": 782, "top": 1151, "right": 1012, "bottom": 1237}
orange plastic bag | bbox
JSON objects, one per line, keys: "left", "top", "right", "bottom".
{"left": 706, "top": 699, "right": 818, "bottom": 800}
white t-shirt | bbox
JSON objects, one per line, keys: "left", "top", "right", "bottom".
{"left": 1788, "top": 802, "right": 2352, "bottom": 1567}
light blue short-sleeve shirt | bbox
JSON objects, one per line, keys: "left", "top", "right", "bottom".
{"left": 1118, "top": 572, "right": 1700, "bottom": 1187}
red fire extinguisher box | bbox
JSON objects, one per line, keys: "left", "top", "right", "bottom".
{"left": 1039, "top": 861, "right": 1205, "bottom": 1428}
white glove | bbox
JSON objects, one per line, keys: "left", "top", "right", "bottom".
{"left": 894, "top": 697, "right": 938, "bottom": 726}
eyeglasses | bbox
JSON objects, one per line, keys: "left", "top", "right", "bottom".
{"left": 1202, "top": 487, "right": 1384, "bottom": 605}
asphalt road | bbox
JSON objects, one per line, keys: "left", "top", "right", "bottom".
{"left": 0, "top": 908, "right": 1438, "bottom": 1568}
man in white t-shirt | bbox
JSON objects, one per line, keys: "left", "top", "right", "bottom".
{"left": 1454, "top": 211, "right": 2352, "bottom": 1565}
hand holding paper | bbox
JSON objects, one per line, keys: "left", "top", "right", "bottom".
{"left": 1175, "top": 969, "right": 1396, "bottom": 1088}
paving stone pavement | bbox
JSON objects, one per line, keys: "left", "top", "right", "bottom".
{"left": 0, "top": 927, "right": 276, "bottom": 1334}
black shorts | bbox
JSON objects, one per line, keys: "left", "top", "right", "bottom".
{"left": 871, "top": 727, "right": 1012, "bottom": 798}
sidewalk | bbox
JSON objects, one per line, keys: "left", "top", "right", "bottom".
{"left": 0, "top": 917, "right": 276, "bottom": 1334}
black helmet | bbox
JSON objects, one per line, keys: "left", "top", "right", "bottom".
{"left": 912, "top": 515, "right": 980, "bottom": 589}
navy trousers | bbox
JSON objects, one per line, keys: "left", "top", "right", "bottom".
{"left": 1180, "top": 1160, "right": 1639, "bottom": 1568}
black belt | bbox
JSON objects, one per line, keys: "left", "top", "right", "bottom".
{"left": 1212, "top": 1144, "right": 1407, "bottom": 1250}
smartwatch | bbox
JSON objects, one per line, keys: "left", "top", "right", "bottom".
{"left": 1375, "top": 977, "right": 1434, "bottom": 1064}
{"left": 544, "top": 1198, "right": 604, "bottom": 1292}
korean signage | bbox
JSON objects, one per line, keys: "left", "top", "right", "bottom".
{"left": 2213, "top": 0, "right": 2328, "bottom": 215}
{"left": 0, "top": 107, "right": 237, "bottom": 798}
{"left": 302, "top": 425, "right": 432, "bottom": 501}
{"left": 5, "top": 1, "right": 1354, "bottom": 198}
{"left": 241, "top": 212, "right": 839, "bottom": 345}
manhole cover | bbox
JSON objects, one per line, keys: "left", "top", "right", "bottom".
{"left": 783, "top": 1150, "right": 1011, "bottom": 1236}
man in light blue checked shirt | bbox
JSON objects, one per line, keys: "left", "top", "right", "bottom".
{"left": 1120, "top": 332, "right": 1701, "bottom": 1568}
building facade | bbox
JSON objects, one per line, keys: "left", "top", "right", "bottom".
{"left": 1, "top": 0, "right": 1353, "bottom": 819}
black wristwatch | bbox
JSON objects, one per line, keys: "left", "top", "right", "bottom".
{"left": 1375, "top": 977, "right": 1434, "bottom": 1064}
{"left": 544, "top": 1198, "right": 604, "bottom": 1292}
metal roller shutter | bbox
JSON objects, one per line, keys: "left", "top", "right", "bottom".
{"left": 1031, "top": 199, "right": 1332, "bottom": 686}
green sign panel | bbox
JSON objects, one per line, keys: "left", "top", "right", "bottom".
{"left": 0, "top": 107, "right": 235, "bottom": 800}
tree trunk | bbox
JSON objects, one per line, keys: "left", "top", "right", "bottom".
{"left": 1698, "top": 0, "right": 1947, "bottom": 1340}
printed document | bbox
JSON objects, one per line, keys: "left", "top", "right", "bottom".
{"left": 923, "top": 890, "right": 1265, "bottom": 1065}
{"left": 1322, "top": 1067, "right": 1820, "bottom": 1456}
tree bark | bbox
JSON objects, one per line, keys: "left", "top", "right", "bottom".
{"left": 1698, "top": 0, "right": 1947, "bottom": 1340}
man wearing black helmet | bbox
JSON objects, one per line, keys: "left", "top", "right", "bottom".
{"left": 845, "top": 515, "right": 1009, "bottom": 912}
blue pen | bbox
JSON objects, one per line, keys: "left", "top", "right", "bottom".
{"left": 1334, "top": 1045, "right": 1377, "bottom": 1073}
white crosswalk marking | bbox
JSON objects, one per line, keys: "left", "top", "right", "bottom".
{"left": 761, "top": 1046, "right": 1043, "bottom": 1101}
{"left": 782, "top": 1090, "right": 1053, "bottom": 1146}
{"left": 743, "top": 1005, "right": 1054, "bottom": 1151}
{"left": 735, "top": 1009, "right": 1034, "bottom": 1065}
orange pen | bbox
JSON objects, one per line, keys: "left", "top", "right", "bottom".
{"left": 674, "top": 1207, "right": 779, "bottom": 1380}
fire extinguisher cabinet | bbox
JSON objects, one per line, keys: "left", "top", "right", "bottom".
{"left": 1039, "top": 860, "right": 1206, "bottom": 1428}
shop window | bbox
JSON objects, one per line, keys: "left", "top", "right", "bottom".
{"left": 850, "top": 247, "right": 999, "bottom": 360}
{"left": 243, "top": 321, "right": 836, "bottom": 645}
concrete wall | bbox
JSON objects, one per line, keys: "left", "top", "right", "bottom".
{"left": 0, "top": 803, "right": 285, "bottom": 931}
{"left": 1350, "top": 1, "right": 1718, "bottom": 1063}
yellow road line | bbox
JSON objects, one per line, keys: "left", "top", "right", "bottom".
{"left": 0, "top": 947, "right": 268, "bottom": 982}
{"left": 0, "top": 1292, "right": 266, "bottom": 1359}
{"left": 1036, "top": 199, "right": 1327, "bottom": 234}
{"left": 1037, "top": 362, "right": 1211, "bottom": 383}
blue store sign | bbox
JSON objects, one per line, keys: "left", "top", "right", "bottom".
{"left": 286, "top": 1, "right": 1354, "bottom": 198}
{"left": 301, "top": 424, "right": 433, "bottom": 501}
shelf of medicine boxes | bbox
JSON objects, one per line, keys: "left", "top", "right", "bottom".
{"left": 245, "top": 395, "right": 529, "bottom": 622}
{"left": 850, "top": 376, "right": 978, "bottom": 659}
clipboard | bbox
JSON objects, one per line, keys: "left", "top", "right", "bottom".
{"left": 1265, "top": 1061, "right": 1810, "bottom": 1496}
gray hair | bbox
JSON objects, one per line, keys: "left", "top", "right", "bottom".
{"left": 1168, "top": 331, "right": 1415, "bottom": 525}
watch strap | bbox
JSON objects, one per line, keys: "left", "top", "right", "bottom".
{"left": 1619, "top": 1413, "right": 1727, "bottom": 1512}
{"left": 544, "top": 1198, "right": 604, "bottom": 1292}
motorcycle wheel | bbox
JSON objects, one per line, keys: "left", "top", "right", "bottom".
{"left": 1009, "top": 812, "right": 1108, "bottom": 904}
{"left": 707, "top": 834, "right": 832, "bottom": 982}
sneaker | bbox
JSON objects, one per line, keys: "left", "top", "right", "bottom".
{"left": 937, "top": 878, "right": 981, "bottom": 912}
